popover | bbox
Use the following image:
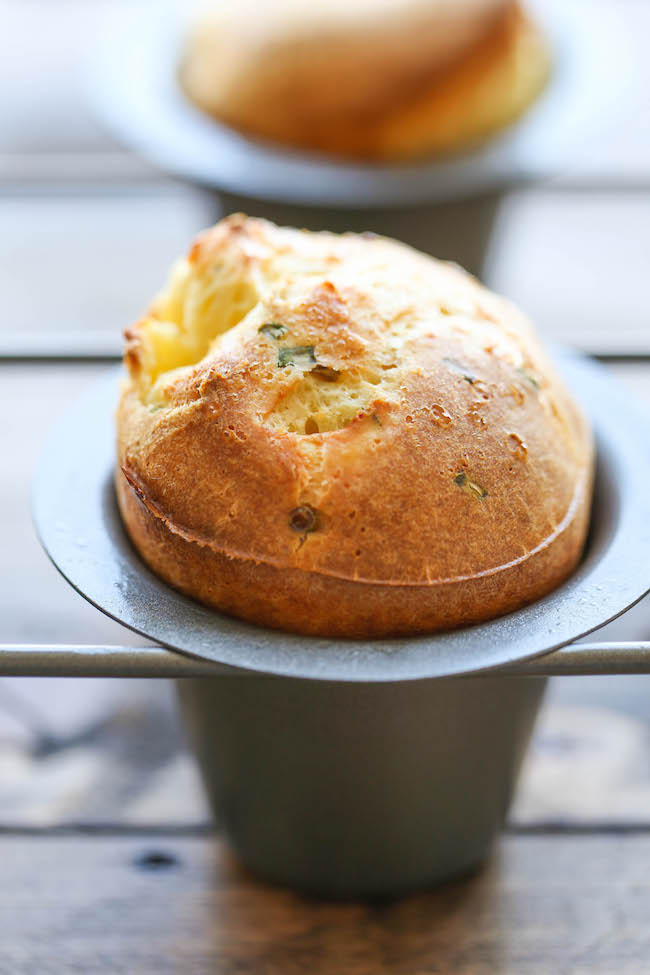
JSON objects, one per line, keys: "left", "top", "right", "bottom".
{"left": 180, "top": 0, "right": 551, "bottom": 161}
{"left": 117, "top": 215, "right": 593, "bottom": 638}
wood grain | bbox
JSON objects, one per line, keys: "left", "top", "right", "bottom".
{"left": 0, "top": 833, "right": 648, "bottom": 974}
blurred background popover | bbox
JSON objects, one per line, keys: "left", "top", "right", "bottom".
{"left": 180, "top": 0, "right": 550, "bottom": 160}
{"left": 117, "top": 216, "right": 593, "bottom": 638}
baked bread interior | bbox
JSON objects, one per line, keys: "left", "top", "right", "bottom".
{"left": 180, "top": 0, "right": 551, "bottom": 161}
{"left": 117, "top": 215, "right": 593, "bottom": 638}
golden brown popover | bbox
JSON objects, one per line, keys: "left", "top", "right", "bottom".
{"left": 117, "top": 215, "right": 593, "bottom": 638}
{"left": 180, "top": 0, "right": 551, "bottom": 161}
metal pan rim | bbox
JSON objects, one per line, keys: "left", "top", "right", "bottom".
{"left": 32, "top": 350, "right": 650, "bottom": 682}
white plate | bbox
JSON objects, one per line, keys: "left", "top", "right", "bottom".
{"left": 89, "top": 0, "right": 624, "bottom": 207}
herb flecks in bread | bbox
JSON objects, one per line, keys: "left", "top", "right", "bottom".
{"left": 117, "top": 215, "right": 593, "bottom": 638}
{"left": 454, "top": 471, "right": 489, "bottom": 502}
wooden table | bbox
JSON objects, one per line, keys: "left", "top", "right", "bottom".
{"left": 1, "top": 1, "right": 650, "bottom": 971}
{"left": 2, "top": 833, "right": 650, "bottom": 974}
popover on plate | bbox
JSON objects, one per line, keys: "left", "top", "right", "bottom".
{"left": 117, "top": 215, "right": 593, "bottom": 638}
{"left": 179, "top": 0, "right": 551, "bottom": 161}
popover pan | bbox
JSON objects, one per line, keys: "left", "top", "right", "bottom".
{"left": 16, "top": 349, "right": 650, "bottom": 896}
{"left": 30, "top": 350, "right": 650, "bottom": 683}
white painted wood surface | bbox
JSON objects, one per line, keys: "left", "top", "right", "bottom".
{"left": 485, "top": 192, "right": 650, "bottom": 355}
{"left": 0, "top": 191, "right": 211, "bottom": 339}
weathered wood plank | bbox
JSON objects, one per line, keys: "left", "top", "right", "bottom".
{"left": 0, "top": 833, "right": 649, "bottom": 974}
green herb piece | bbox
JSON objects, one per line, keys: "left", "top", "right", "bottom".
{"left": 289, "top": 505, "right": 319, "bottom": 533}
{"left": 311, "top": 363, "right": 340, "bottom": 382}
{"left": 444, "top": 357, "right": 476, "bottom": 384}
{"left": 259, "top": 322, "right": 289, "bottom": 339}
{"left": 453, "top": 471, "right": 488, "bottom": 502}
{"left": 517, "top": 366, "right": 540, "bottom": 390}
{"left": 372, "top": 413, "right": 382, "bottom": 427}
{"left": 278, "top": 345, "right": 316, "bottom": 369}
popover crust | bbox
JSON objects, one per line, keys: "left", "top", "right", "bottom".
{"left": 180, "top": 1, "right": 550, "bottom": 161}
{"left": 117, "top": 215, "right": 593, "bottom": 638}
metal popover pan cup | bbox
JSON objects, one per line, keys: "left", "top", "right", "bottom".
{"left": 20, "top": 350, "right": 650, "bottom": 896}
